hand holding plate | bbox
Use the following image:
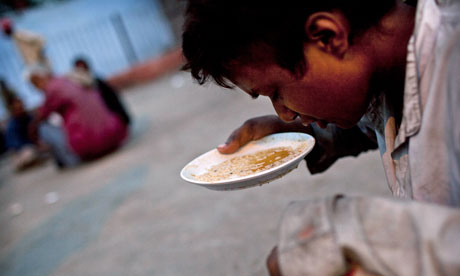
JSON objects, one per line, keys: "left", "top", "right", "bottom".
{"left": 217, "top": 115, "right": 312, "bottom": 154}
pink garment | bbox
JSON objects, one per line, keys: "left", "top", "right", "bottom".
{"left": 39, "top": 77, "right": 127, "bottom": 159}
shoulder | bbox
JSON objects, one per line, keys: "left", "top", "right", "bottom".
{"left": 46, "top": 77, "right": 66, "bottom": 90}
{"left": 45, "top": 77, "right": 78, "bottom": 96}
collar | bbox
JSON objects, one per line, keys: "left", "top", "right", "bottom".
{"left": 394, "top": 36, "right": 422, "bottom": 149}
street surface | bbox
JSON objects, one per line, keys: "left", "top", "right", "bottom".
{"left": 0, "top": 72, "right": 390, "bottom": 276}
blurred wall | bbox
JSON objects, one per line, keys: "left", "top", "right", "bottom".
{"left": 159, "top": 0, "right": 186, "bottom": 43}
{"left": 0, "top": 0, "right": 175, "bottom": 119}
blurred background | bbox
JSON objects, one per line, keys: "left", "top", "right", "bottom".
{"left": 0, "top": 0, "right": 183, "bottom": 118}
{"left": 0, "top": 1, "right": 390, "bottom": 275}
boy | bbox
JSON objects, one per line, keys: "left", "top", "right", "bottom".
{"left": 182, "top": 0, "right": 460, "bottom": 275}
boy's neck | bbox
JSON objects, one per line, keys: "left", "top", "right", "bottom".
{"left": 369, "top": 1, "right": 416, "bottom": 86}
{"left": 362, "top": 1, "right": 416, "bottom": 125}
{"left": 358, "top": 1, "right": 415, "bottom": 98}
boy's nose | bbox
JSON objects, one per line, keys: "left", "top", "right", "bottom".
{"left": 271, "top": 100, "right": 297, "bottom": 122}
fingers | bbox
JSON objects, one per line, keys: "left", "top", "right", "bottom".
{"left": 216, "top": 115, "right": 288, "bottom": 154}
{"left": 267, "top": 246, "right": 282, "bottom": 276}
{"left": 217, "top": 142, "right": 239, "bottom": 154}
{"left": 217, "top": 123, "right": 254, "bottom": 154}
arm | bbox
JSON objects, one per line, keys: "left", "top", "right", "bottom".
{"left": 275, "top": 196, "right": 460, "bottom": 276}
{"left": 29, "top": 86, "right": 65, "bottom": 142}
{"left": 218, "top": 115, "right": 378, "bottom": 174}
{"left": 217, "top": 115, "right": 311, "bottom": 154}
{"left": 305, "top": 123, "right": 378, "bottom": 174}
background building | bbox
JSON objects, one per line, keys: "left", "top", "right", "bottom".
{"left": 0, "top": 0, "right": 177, "bottom": 119}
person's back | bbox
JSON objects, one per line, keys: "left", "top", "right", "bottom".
{"left": 68, "top": 57, "right": 131, "bottom": 126}
{"left": 40, "top": 77, "right": 127, "bottom": 159}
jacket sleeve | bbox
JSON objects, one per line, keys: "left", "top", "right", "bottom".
{"left": 278, "top": 196, "right": 460, "bottom": 276}
{"left": 305, "top": 122, "right": 378, "bottom": 174}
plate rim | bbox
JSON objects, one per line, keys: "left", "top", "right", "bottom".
{"left": 180, "top": 132, "right": 315, "bottom": 187}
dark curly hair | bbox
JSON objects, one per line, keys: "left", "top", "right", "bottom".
{"left": 182, "top": 0, "right": 396, "bottom": 88}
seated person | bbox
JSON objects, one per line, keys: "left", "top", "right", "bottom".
{"left": 67, "top": 57, "right": 131, "bottom": 126}
{"left": 4, "top": 98, "right": 33, "bottom": 152}
{"left": 27, "top": 65, "right": 128, "bottom": 167}
{"left": 1, "top": 79, "right": 40, "bottom": 170}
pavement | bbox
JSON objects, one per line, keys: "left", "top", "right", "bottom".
{"left": 0, "top": 71, "right": 391, "bottom": 276}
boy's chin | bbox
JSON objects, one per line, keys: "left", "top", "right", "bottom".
{"left": 334, "top": 120, "right": 358, "bottom": 129}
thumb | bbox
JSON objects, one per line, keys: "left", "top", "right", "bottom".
{"left": 217, "top": 140, "right": 240, "bottom": 154}
{"left": 217, "top": 121, "right": 256, "bottom": 154}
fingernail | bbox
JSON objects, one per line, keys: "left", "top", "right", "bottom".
{"left": 217, "top": 144, "right": 227, "bottom": 148}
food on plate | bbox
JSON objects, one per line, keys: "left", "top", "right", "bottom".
{"left": 196, "top": 145, "right": 307, "bottom": 182}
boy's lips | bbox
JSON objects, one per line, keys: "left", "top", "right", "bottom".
{"left": 316, "top": 120, "right": 329, "bottom": 128}
{"left": 299, "top": 115, "right": 315, "bottom": 126}
{"left": 299, "top": 115, "right": 329, "bottom": 128}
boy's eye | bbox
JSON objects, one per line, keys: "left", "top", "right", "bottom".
{"left": 271, "top": 89, "right": 279, "bottom": 101}
{"left": 249, "top": 90, "right": 259, "bottom": 99}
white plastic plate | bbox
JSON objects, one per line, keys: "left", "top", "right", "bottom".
{"left": 180, "top": 132, "right": 315, "bottom": 191}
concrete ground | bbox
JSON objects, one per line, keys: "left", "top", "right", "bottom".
{"left": 0, "top": 72, "right": 391, "bottom": 276}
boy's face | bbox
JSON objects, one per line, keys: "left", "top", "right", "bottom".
{"left": 230, "top": 43, "right": 374, "bottom": 129}
{"left": 75, "top": 61, "right": 89, "bottom": 72}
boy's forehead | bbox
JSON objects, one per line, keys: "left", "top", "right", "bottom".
{"left": 229, "top": 62, "right": 279, "bottom": 94}
{"left": 227, "top": 43, "right": 298, "bottom": 91}
{"left": 229, "top": 45, "right": 277, "bottom": 77}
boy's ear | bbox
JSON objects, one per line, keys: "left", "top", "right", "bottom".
{"left": 304, "top": 11, "right": 350, "bottom": 58}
